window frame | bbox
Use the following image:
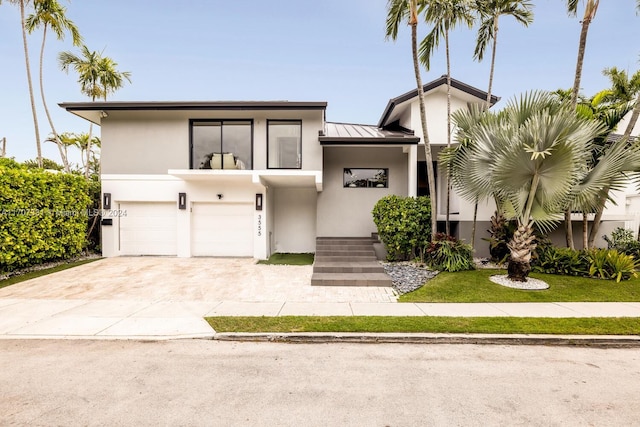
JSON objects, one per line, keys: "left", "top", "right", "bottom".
{"left": 189, "top": 119, "right": 254, "bottom": 170}
{"left": 267, "top": 119, "right": 302, "bottom": 170}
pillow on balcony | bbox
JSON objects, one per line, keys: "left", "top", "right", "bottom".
{"left": 222, "top": 153, "right": 237, "bottom": 169}
{"left": 210, "top": 153, "right": 222, "bottom": 169}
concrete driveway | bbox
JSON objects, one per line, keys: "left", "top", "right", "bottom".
{"left": 0, "top": 257, "right": 397, "bottom": 339}
{"left": 0, "top": 257, "right": 397, "bottom": 303}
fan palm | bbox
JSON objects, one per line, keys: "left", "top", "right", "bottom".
{"left": 25, "top": 0, "right": 82, "bottom": 173}
{"left": 447, "top": 92, "right": 622, "bottom": 281}
{"left": 58, "top": 46, "right": 131, "bottom": 178}
{"left": 419, "top": 0, "right": 475, "bottom": 235}
{"left": 386, "top": 0, "right": 438, "bottom": 238}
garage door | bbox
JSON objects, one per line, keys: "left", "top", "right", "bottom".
{"left": 191, "top": 202, "right": 253, "bottom": 256}
{"left": 119, "top": 202, "right": 177, "bottom": 255}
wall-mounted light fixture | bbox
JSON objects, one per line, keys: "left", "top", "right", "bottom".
{"left": 255, "top": 193, "right": 263, "bottom": 211}
{"left": 103, "top": 193, "right": 111, "bottom": 209}
{"left": 100, "top": 110, "right": 109, "bottom": 119}
{"left": 178, "top": 192, "right": 187, "bottom": 210}
{"left": 217, "top": 194, "right": 223, "bottom": 200}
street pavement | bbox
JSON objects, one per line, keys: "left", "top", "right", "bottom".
{"left": 2, "top": 339, "right": 639, "bottom": 426}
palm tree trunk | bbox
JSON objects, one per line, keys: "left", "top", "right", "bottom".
{"left": 445, "top": 31, "right": 452, "bottom": 236}
{"left": 564, "top": 209, "right": 574, "bottom": 249}
{"left": 471, "top": 199, "right": 478, "bottom": 249}
{"left": 567, "top": 11, "right": 595, "bottom": 249}
{"left": 623, "top": 95, "right": 640, "bottom": 139}
{"left": 485, "top": 16, "right": 499, "bottom": 108}
{"left": 410, "top": 3, "right": 437, "bottom": 240}
{"left": 20, "top": 0, "right": 42, "bottom": 168}
{"left": 582, "top": 213, "right": 588, "bottom": 249}
{"left": 86, "top": 123, "right": 93, "bottom": 178}
{"left": 39, "top": 25, "right": 70, "bottom": 173}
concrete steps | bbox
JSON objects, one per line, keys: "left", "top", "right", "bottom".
{"left": 311, "top": 237, "right": 392, "bottom": 287}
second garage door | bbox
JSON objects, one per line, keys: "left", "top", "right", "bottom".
{"left": 191, "top": 202, "right": 254, "bottom": 256}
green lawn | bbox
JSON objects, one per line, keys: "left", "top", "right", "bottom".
{"left": 206, "top": 316, "right": 640, "bottom": 335}
{"left": 257, "top": 253, "right": 314, "bottom": 265}
{"left": 0, "top": 258, "right": 101, "bottom": 290}
{"left": 398, "top": 269, "right": 640, "bottom": 303}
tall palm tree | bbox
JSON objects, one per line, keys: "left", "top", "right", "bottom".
{"left": 586, "top": 65, "right": 640, "bottom": 248}
{"left": 25, "top": 0, "right": 82, "bottom": 173}
{"left": 386, "top": 0, "right": 438, "bottom": 239}
{"left": 4, "top": 0, "right": 43, "bottom": 167}
{"left": 58, "top": 46, "right": 131, "bottom": 178}
{"left": 563, "top": 0, "right": 600, "bottom": 249}
{"left": 448, "top": 92, "right": 624, "bottom": 281}
{"left": 468, "top": 0, "right": 533, "bottom": 248}
{"left": 419, "top": 0, "right": 475, "bottom": 235}
{"left": 473, "top": 0, "right": 533, "bottom": 109}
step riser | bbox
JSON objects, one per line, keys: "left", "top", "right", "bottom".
{"left": 314, "top": 256, "right": 376, "bottom": 262}
{"left": 316, "top": 240, "right": 375, "bottom": 246}
{"left": 311, "top": 279, "right": 393, "bottom": 287}
{"left": 316, "top": 251, "right": 375, "bottom": 257}
{"left": 313, "top": 266, "right": 385, "bottom": 273}
{"left": 316, "top": 243, "right": 373, "bottom": 251}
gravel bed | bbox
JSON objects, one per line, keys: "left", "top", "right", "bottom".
{"left": 489, "top": 274, "right": 549, "bottom": 290}
{"left": 381, "top": 261, "right": 439, "bottom": 295}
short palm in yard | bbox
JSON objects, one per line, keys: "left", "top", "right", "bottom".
{"left": 398, "top": 269, "right": 640, "bottom": 303}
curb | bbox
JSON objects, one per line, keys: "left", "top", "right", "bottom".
{"left": 211, "top": 332, "right": 640, "bottom": 348}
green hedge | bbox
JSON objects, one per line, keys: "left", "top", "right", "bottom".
{"left": 0, "top": 158, "right": 91, "bottom": 272}
{"left": 372, "top": 195, "right": 431, "bottom": 261}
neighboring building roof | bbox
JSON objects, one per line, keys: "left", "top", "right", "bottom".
{"left": 607, "top": 133, "right": 638, "bottom": 144}
{"left": 59, "top": 100, "right": 328, "bottom": 124}
{"left": 377, "top": 75, "right": 500, "bottom": 128}
{"left": 320, "top": 122, "right": 419, "bottom": 145}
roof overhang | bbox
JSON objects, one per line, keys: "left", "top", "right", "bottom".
{"left": 167, "top": 170, "right": 323, "bottom": 191}
{"left": 321, "top": 122, "right": 419, "bottom": 146}
{"left": 59, "top": 101, "right": 328, "bottom": 125}
{"left": 377, "top": 75, "right": 500, "bottom": 128}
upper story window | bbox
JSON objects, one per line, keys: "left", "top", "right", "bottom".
{"left": 268, "top": 120, "right": 301, "bottom": 169}
{"left": 191, "top": 120, "right": 253, "bottom": 170}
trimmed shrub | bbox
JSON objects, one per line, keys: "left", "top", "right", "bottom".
{"left": 532, "top": 245, "right": 590, "bottom": 276}
{"left": 603, "top": 227, "right": 640, "bottom": 257}
{"left": 0, "top": 158, "right": 91, "bottom": 272}
{"left": 372, "top": 195, "right": 431, "bottom": 261}
{"left": 586, "top": 248, "right": 638, "bottom": 283}
{"left": 425, "top": 233, "right": 474, "bottom": 272}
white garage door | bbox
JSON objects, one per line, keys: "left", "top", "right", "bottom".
{"left": 119, "top": 202, "right": 177, "bottom": 256}
{"left": 191, "top": 202, "right": 253, "bottom": 256}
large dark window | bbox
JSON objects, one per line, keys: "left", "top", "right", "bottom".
{"left": 191, "top": 120, "right": 252, "bottom": 170}
{"left": 343, "top": 168, "right": 388, "bottom": 188}
{"left": 268, "top": 120, "right": 301, "bottom": 169}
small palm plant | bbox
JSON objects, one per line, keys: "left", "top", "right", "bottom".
{"left": 445, "top": 91, "right": 632, "bottom": 281}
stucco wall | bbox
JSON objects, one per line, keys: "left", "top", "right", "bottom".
{"left": 317, "top": 146, "right": 408, "bottom": 237}
{"left": 273, "top": 188, "right": 317, "bottom": 253}
{"left": 100, "top": 109, "right": 324, "bottom": 174}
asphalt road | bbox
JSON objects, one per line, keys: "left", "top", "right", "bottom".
{"left": 1, "top": 339, "right": 639, "bottom": 426}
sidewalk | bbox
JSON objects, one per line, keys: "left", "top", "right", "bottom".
{"left": 1, "top": 298, "right": 639, "bottom": 340}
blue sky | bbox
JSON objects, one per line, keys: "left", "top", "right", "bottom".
{"left": 1, "top": 0, "right": 639, "bottom": 164}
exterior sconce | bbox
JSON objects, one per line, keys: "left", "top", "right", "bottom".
{"left": 217, "top": 194, "right": 223, "bottom": 200}
{"left": 178, "top": 193, "right": 187, "bottom": 210}
{"left": 255, "top": 193, "right": 263, "bottom": 211}
{"left": 103, "top": 193, "right": 111, "bottom": 209}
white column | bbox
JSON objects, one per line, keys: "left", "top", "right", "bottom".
{"left": 408, "top": 145, "right": 417, "bottom": 197}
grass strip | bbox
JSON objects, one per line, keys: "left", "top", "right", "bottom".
{"left": 0, "top": 258, "right": 101, "bottom": 290}
{"left": 398, "top": 269, "right": 640, "bottom": 303}
{"left": 257, "top": 253, "right": 314, "bottom": 265}
{"left": 206, "top": 316, "right": 640, "bottom": 336}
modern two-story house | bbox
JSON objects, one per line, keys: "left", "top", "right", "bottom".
{"left": 61, "top": 76, "right": 637, "bottom": 260}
